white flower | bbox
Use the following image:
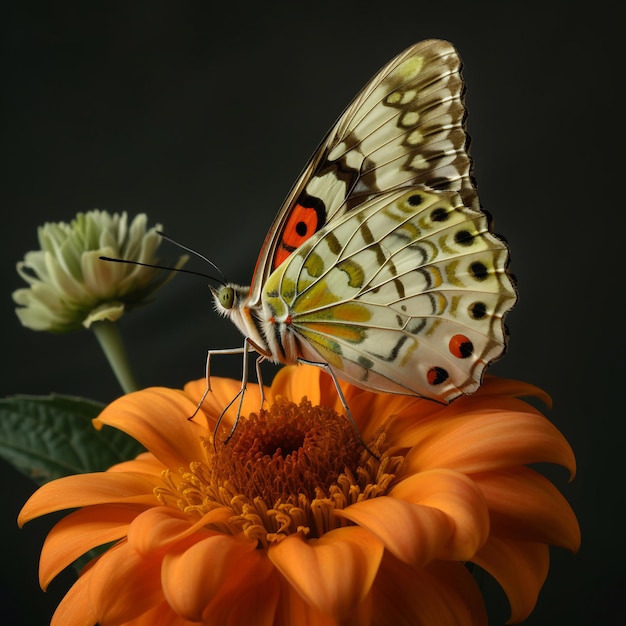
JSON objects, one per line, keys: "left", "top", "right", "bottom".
{"left": 13, "top": 210, "right": 185, "bottom": 333}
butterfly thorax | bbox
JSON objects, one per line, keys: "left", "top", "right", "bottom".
{"left": 211, "top": 283, "right": 298, "bottom": 365}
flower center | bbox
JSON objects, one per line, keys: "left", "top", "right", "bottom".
{"left": 158, "top": 396, "right": 403, "bottom": 547}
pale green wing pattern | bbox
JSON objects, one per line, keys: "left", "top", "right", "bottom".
{"left": 262, "top": 188, "right": 516, "bottom": 402}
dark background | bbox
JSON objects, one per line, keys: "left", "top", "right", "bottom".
{"left": 2, "top": 3, "right": 622, "bottom": 625}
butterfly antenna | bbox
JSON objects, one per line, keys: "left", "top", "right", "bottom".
{"left": 156, "top": 231, "right": 228, "bottom": 285}
{"left": 99, "top": 256, "right": 222, "bottom": 282}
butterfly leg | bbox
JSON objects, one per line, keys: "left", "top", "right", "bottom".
{"left": 197, "top": 339, "right": 269, "bottom": 446}
{"left": 188, "top": 344, "right": 245, "bottom": 421}
{"left": 298, "top": 358, "right": 379, "bottom": 459}
{"left": 220, "top": 343, "right": 272, "bottom": 441}
{"left": 189, "top": 340, "right": 255, "bottom": 421}
{"left": 256, "top": 353, "right": 268, "bottom": 409}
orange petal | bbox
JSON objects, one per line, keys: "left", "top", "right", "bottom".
{"left": 473, "top": 466, "right": 581, "bottom": 550}
{"left": 127, "top": 507, "right": 201, "bottom": 555}
{"left": 127, "top": 506, "right": 234, "bottom": 555}
{"left": 378, "top": 401, "right": 555, "bottom": 460}
{"left": 40, "top": 504, "right": 142, "bottom": 589}
{"left": 50, "top": 567, "right": 97, "bottom": 626}
{"left": 480, "top": 375, "right": 552, "bottom": 408}
{"left": 270, "top": 364, "right": 363, "bottom": 420}
{"left": 403, "top": 410, "right": 576, "bottom": 477}
{"left": 273, "top": 573, "right": 370, "bottom": 626}
{"left": 472, "top": 536, "right": 549, "bottom": 623}
{"left": 88, "top": 540, "right": 165, "bottom": 624}
{"left": 18, "top": 472, "right": 161, "bottom": 525}
{"left": 336, "top": 496, "right": 453, "bottom": 567}
{"left": 112, "top": 597, "right": 199, "bottom": 626}
{"left": 270, "top": 365, "right": 324, "bottom": 407}
{"left": 95, "top": 387, "right": 209, "bottom": 469}
{"left": 203, "top": 565, "right": 280, "bottom": 626}
{"left": 366, "top": 377, "right": 552, "bottom": 450}
{"left": 370, "top": 553, "right": 488, "bottom": 626}
{"left": 268, "top": 526, "right": 383, "bottom": 620}
{"left": 161, "top": 533, "right": 267, "bottom": 621}
{"left": 108, "top": 451, "right": 164, "bottom": 474}
{"left": 349, "top": 393, "right": 439, "bottom": 439}
{"left": 389, "top": 469, "right": 490, "bottom": 560}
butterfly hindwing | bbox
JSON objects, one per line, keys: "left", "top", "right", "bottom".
{"left": 262, "top": 188, "right": 515, "bottom": 401}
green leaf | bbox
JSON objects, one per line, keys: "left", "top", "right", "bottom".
{"left": 0, "top": 394, "right": 145, "bottom": 485}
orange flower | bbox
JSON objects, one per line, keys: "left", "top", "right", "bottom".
{"left": 18, "top": 366, "right": 580, "bottom": 626}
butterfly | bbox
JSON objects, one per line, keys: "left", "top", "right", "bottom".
{"left": 208, "top": 39, "right": 517, "bottom": 422}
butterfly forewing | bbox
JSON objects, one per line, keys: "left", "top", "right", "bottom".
{"left": 262, "top": 188, "right": 515, "bottom": 401}
{"left": 249, "top": 39, "right": 477, "bottom": 306}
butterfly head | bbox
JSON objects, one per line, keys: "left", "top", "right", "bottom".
{"left": 211, "top": 284, "right": 237, "bottom": 311}
{"left": 210, "top": 283, "right": 271, "bottom": 356}
{"left": 210, "top": 283, "right": 252, "bottom": 322}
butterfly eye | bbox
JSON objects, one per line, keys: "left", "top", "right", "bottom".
{"left": 218, "top": 286, "right": 235, "bottom": 310}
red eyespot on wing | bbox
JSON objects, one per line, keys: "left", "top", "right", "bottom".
{"left": 449, "top": 334, "right": 474, "bottom": 359}
{"left": 427, "top": 366, "right": 449, "bottom": 386}
{"left": 272, "top": 203, "right": 323, "bottom": 270}
{"left": 282, "top": 204, "right": 319, "bottom": 248}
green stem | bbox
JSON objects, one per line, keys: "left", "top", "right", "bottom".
{"left": 91, "top": 320, "right": 139, "bottom": 394}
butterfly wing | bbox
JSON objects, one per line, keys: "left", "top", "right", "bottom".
{"left": 262, "top": 188, "right": 516, "bottom": 402}
{"left": 249, "top": 39, "right": 477, "bottom": 306}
